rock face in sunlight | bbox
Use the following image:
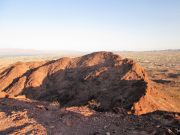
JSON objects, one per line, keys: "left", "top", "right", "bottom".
{"left": 0, "top": 52, "right": 179, "bottom": 115}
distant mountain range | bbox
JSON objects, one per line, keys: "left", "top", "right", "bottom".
{"left": 0, "top": 48, "right": 85, "bottom": 56}
{"left": 0, "top": 49, "right": 45, "bottom": 56}
{"left": 0, "top": 48, "right": 179, "bottom": 56}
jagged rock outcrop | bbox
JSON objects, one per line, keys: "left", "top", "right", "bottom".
{"left": 0, "top": 52, "right": 178, "bottom": 114}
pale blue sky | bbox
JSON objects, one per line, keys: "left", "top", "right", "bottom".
{"left": 0, "top": 0, "right": 180, "bottom": 51}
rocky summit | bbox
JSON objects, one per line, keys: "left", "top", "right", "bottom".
{"left": 0, "top": 52, "right": 178, "bottom": 115}
{"left": 0, "top": 52, "right": 180, "bottom": 134}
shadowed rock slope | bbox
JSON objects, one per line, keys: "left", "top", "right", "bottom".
{"left": 0, "top": 52, "right": 179, "bottom": 115}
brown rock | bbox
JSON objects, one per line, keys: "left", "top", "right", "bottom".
{"left": 0, "top": 52, "right": 178, "bottom": 114}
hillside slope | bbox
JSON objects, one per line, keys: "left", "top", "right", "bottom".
{"left": 0, "top": 52, "right": 179, "bottom": 115}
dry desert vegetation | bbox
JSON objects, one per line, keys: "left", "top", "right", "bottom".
{"left": 0, "top": 51, "right": 179, "bottom": 135}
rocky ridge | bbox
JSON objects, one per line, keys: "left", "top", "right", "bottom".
{"left": 0, "top": 52, "right": 179, "bottom": 115}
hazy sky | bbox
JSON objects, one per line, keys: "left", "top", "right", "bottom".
{"left": 0, "top": 0, "right": 180, "bottom": 51}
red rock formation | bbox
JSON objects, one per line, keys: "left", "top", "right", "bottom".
{"left": 0, "top": 52, "right": 179, "bottom": 114}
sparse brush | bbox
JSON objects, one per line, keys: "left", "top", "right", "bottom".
{"left": 47, "top": 101, "right": 60, "bottom": 111}
{"left": 88, "top": 99, "right": 100, "bottom": 109}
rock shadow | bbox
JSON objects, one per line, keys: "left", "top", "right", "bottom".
{"left": 21, "top": 62, "right": 147, "bottom": 112}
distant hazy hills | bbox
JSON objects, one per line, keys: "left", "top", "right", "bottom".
{"left": 0, "top": 48, "right": 84, "bottom": 56}
{"left": 0, "top": 48, "right": 179, "bottom": 56}
{"left": 0, "top": 49, "right": 45, "bottom": 56}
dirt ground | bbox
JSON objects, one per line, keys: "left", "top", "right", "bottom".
{"left": 0, "top": 98, "right": 179, "bottom": 135}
